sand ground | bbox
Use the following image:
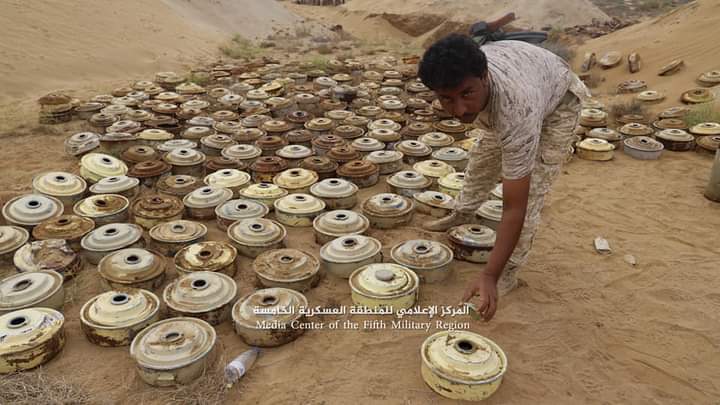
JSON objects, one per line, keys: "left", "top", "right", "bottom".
{"left": 1, "top": 0, "right": 719, "bottom": 404}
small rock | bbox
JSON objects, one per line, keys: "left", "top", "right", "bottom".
{"left": 623, "top": 254, "right": 637, "bottom": 266}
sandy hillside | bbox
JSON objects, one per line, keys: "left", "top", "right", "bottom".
{"left": 289, "top": 0, "right": 611, "bottom": 49}
{"left": 0, "top": 1, "right": 719, "bottom": 405}
{"left": 0, "top": 0, "right": 314, "bottom": 102}
{"left": 342, "top": 0, "right": 610, "bottom": 28}
{"left": 576, "top": 0, "right": 720, "bottom": 108}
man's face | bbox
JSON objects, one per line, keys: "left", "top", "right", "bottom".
{"left": 434, "top": 75, "right": 490, "bottom": 123}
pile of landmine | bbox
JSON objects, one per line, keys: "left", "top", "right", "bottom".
{"left": 1, "top": 56, "right": 509, "bottom": 401}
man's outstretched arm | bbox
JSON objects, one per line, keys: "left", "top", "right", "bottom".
{"left": 462, "top": 174, "right": 530, "bottom": 321}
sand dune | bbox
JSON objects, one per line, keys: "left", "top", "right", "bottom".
{"left": 0, "top": 0, "right": 309, "bottom": 101}
{"left": 576, "top": 0, "right": 720, "bottom": 107}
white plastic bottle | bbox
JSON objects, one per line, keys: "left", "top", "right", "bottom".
{"left": 224, "top": 347, "right": 261, "bottom": 387}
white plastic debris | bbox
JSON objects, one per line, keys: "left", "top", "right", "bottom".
{"left": 594, "top": 237, "right": 611, "bottom": 254}
{"left": 225, "top": 347, "right": 261, "bottom": 388}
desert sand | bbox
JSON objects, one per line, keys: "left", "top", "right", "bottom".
{"left": 0, "top": 1, "right": 719, "bottom": 404}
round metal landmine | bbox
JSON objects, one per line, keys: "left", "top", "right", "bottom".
{"left": 387, "top": 170, "right": 434, "bottom": 198}
{"left": 0, "top": 225, "right": 30, "bottom": 263}
{"left": 273, "top": 168, "right": 320, "bottom": 193}
{"left": 183, "top": 186, "right": 233, "bottom": 219}
{"left": 32, "top": 215, "right": 95, "bottom": 250}
{"left": 215, "top": 199, "right": 269, "bottom": 230}
{"left": 73, "top": 194, "right": 130, "bottom": 226}
{"left": 0, "top": 307, "right": 65, "bottom": 373}
{"left": 238, "top": 183, "right": 288, "bottom": 211}
{"left": 0, "top": 270, "right": 65, "bottom": 315}
{"left": 476, "top": 200, "right": 503, "bottom": 231}
{"left": 619, "top": 123, "right": 654, "bottom": 137}
{"left": 274, "top": 193, "right": 326, "bottom": 227}
{"left": 697, "top": 70, "right": 720, "bottom": 86}
{"left": 97, "top": 247, "right": 166, "bottom": 291}
{"left": 576, "top": 138, "right": 616, "bottom": 161}
{"left": 232, "top": 287, "right": 308, "bottom": 347}
{"left": 682, "top": 88, "right": 715, "bottom": 104}
{"left": 130, "top": 194, "right": 184, "bottom": 230}
{"left": 447, "top": 224, "right": 497, "bottom": 264}
{"left": 349, "top": 263, "right": 420, "bottom": 311}
{"left": 163, "top": 271, "right": 237, "bottom": 326}
{"left": 414, "top": 191, "right": 455, "bottom": 218}
{"left": 313, "top": 209, "right": 370, "bottom": 245}
{"left": 390, "top": 239, "right": 453, "bottom": 283}
{"left": 174, "top": 241, "right": 238, "bottom": 277}
{"left": 89, "top": 176, "right": 140, "bottom": 199}
{"left": 130, "top": 317, "right": 217, "bottom": 387}
{"left": 624, "top": 136, "right": 664, "bottom": 160}
{"left": 80, "top": 289, "right": 161, "bottom": 347}
{"left": 2, "top": 194, "right": 64, "bottom": 229}
{"left": 227, "top": 218, "right": 287, "bottom": 258}
{"left": 14, "top": 239, "right": 83, "bottom": 280}
{"left": 413, "top": 160, "right": 455, "bottom": 186}
{"left": 309, "top": 178, "right": 359, "bottom": 210}
{"left": 690, "top": 122, "right": 720, "bottom": 136}
{"left": 319, "top": 235, "right": 383, "bottom": 279}
{"left": 31, "top": 171, "right": 87, "bottom": 206}
{"left": 617, "top": 79, "right": 647, "bottom": 93}
{"left": 80, "top": 153, "right": 129, "bottom": 183}
{"left": 421, "top": 330, "right": 507, "bottom": 401}
{"left": 438, "top": 172, "right": 465, "bottom": 198}
{"left": 253, "top": 249, "right": 320, "bottom": 292}
{"left": 361, "top": 193, "right": 415, "bottom": 229}
{"left": 655, "top": 129, "right": 695, "bottom": 152}
{"left": 81, "top": 223, "right": 145, "bottom": 265}
{"left": 149, "top": 220, "right": 207, "bottom": 257}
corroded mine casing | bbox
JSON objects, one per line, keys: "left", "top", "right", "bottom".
{"left": 361, "top": 193, "right": 415, "bottom": 229}
{"left": 319, "top": 235, "right": 383, "bottom": 279}
{"left": 447, "top": 224, "right": 496, "bottom": 264}
{"left": 97, "top": 248, "right": 167, "bottom": 291}
{"left": 273, "top": 193, "right": 326, "bottom": 227}
{"left": 390, "top": 239, "right": 454, "bottom": 283}
{"left": 163, "top": 271, "right": 237, "bottom": 326}
{"left": 232, "top": 288, "right": 308, "bottom": 347}
{"left": 421, "top": 330, "right": 508, "bottom": 401}
{"left": 73, "top": 194, "right": 130, "bottom": 226}
{"left": 80, "top": 289, "right": 161, "bottom": 347}
{"left": 130, "top": 317, "right": 217, "bottom": 386}
{"left": 226, "top": 218, "right": 287, "bottom": 258}
{"left": 253, "top": 249, "right": 321, "bottom": 292}
{"left": 174, "top": 241, "right": 238, "bottom": 277}
{"left": 348, "top": 263, "right": 419, "bottom": 311}
{"left": 148, "top": 220, "right": 208, "bottom": 257}
{"left": 130, "top": 194, "right": 184, "bottom": 230}
{"left": 0, "top": 307, "right": 66, "bottom": 373}
{"left": 312, "top": 210, "right": 370, "bottom": 245}
{"left": 0, "top": 270, "right": 65, "bottom": 315}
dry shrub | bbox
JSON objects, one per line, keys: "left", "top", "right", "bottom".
{"left": 316, "top": 44, "right": 333, "bottom": 55}
{"left": 219, "top": 35, "right": 262, "bottom": 60}
{"left": 128, "top": 354, "right": 230, "bottom": 405}
{"left": 0, "top": 370, "right": 94, "bottom": 405}
{"left": 685, "top": 102, "right": 720, "bottom": 127}
{"left": 610, "top": 99, "right": 648, "bottom": 119}
{"left": 540, "top": 39, "right": 575, "bottom": 62}
{"left": 582, "top": 72, "right": 604, "bottom": 89}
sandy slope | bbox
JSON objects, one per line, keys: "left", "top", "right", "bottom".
{"left": 0, "top": 0, "right": 308, "bottom": 101}
{"left": 341, "top": 0, "right": 610, "bottom": 29}
{"left": 576, "top": 0, "right": 720, "bottom": 107}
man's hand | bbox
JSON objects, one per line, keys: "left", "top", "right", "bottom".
{"left": 462, "top": 272, "right": 499, "bottom": 321}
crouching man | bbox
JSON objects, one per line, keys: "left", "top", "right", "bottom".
{"left": 418, "top": 34, "right": 589, "bottom": 320}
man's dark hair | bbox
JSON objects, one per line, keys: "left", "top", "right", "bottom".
{"left": 418, "top": 34, "right": 488, "bottom": 91}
